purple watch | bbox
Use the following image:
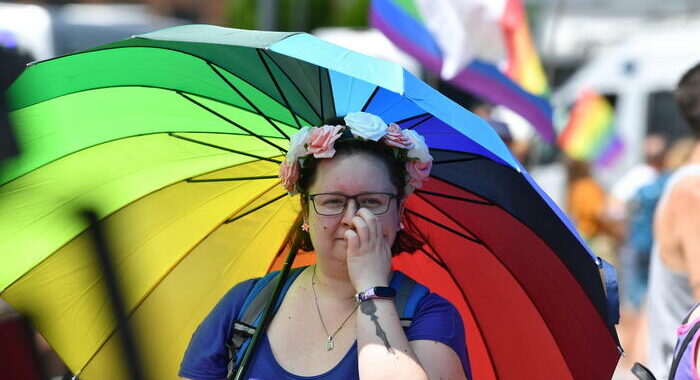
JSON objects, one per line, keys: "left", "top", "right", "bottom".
{"left": 354, "top": 286, "right": 397, "bottom": 303}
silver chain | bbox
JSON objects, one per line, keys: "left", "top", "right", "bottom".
{"left": 311, "top": 265, "right": 359, "bottom": 350}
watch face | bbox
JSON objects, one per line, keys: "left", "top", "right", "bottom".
{"left": 374, "top": 287, "right": 396, "bottom": 298}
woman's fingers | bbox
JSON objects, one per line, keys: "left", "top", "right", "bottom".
{"left": 344, "top": 229, "right": 359, "bottom": 255}
{"left": 356, "top": 208, "right": 379, "bottom": 242}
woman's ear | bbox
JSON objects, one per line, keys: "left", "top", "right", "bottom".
{"left": 300, "top": 196, "right": 309, "bottom": 222}
{"left": 398, "top": 198, "right": 407, "bottom": 229}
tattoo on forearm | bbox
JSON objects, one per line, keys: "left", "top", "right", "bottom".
{"left": 360, "top": 300, "right": 394, "bottom": 353}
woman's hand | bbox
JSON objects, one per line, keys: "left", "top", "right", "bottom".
{"left": 344, "top": 208, "right": 392, "bottom": 292}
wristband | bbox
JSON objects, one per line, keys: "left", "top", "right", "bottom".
{"left": 354, "top": 286, "right": 396, "bottom": 303}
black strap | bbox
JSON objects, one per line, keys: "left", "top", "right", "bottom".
{"left": 631, "top": 362, "right": 657, "bottom": 380}
{"left": 668, "top": 321, "right": 700, "bottom": 380}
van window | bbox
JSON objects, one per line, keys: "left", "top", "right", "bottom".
{"left": 646, "top": 90, "right": 691, "bottom": 142}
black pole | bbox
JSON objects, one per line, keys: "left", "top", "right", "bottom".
{"left": 233, "top": 246, "right": 299, "bottom": 380}
{"left": 0, "top": 47, "right": 29, "bottom": 162}
{"left": 83, "top": 210, "right": 144, "bottom": 380}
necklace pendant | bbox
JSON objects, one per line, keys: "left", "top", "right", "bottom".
{"left": 326, "top": 336, "right": 334, "bottom": 351}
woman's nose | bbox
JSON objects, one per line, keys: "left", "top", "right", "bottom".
{"left": 341, "top": 198, "right": 358, "bottom": 226}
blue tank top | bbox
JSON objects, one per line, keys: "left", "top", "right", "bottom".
{"left": 179, "top": 273, "right": 470, "bottom": 379}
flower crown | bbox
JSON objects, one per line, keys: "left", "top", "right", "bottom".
{"left": 279, "top": 111, "right": 433, "bottom": 196}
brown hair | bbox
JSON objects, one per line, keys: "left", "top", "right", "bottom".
{"left": 285, "top": 117, "right": 425, "bottom": 256}
{"left": 676, "top": 62, "right": 700, "bottom": 138}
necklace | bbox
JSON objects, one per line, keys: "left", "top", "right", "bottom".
{"left": 311, "top": 265, "right": 359, "bottom": 351}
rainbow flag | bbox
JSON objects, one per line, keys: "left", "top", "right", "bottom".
{"left": 558, "top": 89, "right": 624, "bottom": 166}
{"left": 502, "top": 0, "right": 549, "bottom": 97}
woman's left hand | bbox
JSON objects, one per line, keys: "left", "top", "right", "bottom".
{"left": 344, "top": 208, "right": 393, "bottom": 292}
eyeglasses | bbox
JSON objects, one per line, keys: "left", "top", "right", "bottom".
{"left": 306, "top": 192, "right": 397, "bottom": 216}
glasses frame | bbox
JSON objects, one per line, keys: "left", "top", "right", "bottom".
{"left": 305, "top": 192, "right": 398, "bottom": 216}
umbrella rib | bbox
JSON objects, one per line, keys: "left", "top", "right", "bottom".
{"left": 207, "top": 63, "right": 291, "bottom": 141}
{"left": 361, "top": 86, "right": 380, "bottom": 112}
{"left": 405, "top": 114, "right": 434, "bottom": 130}
{"left": 176, "top": 92, "right": 287, "bottom": 154}
{"left": 414, "top": 189, "right": 495, "bottom": 206}
{"left": 256, "top": 49, "right": 304, "bottom": 130}
{"left": 168, "top": 133, "right": 282, "bottom": 163}
{"left": 186, "top": 175, "right": 279, "bottom": 183}
{"left": 395, "top": 112, "right": 431, "bottom": 125}
{"left": 324, "top": 67, "right": 337, "bottom": 119}
{"left": 413, "top": 191, "right": 491, "bottom": 247}
{"left": 432, "top": 157, "right": 485, "bottom": 165}
{"left": 417, "top": 247, "right": 447, "bottom": 268}
{"left": 225, "top": 193, "right": 288, "bottom": 224}
{"left": 318, "top": 65, "right": 325, "bottom": 122}
{"left": 405, "top": 209, "right": 483, "bottom": 245}
{"left": 261, "top": 50, "right": 323, "bottom": 121}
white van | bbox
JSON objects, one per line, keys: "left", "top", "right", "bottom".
{"left": 551, "top": 22, "right": 699, "bottom": 188}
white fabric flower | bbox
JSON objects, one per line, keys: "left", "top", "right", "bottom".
{"left": 286, "top": 126, "right": 311, "bottom": 162}
{"left": 344, "top": 111, "right": 388, "bottom": 141}
{"left": 403, "top": 129, "right": 433, "bottom": 162}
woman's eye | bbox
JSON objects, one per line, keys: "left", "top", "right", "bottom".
{"left": 322, "top": 198, "right": 344, "bottom": 205}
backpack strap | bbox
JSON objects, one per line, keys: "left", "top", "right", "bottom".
{"left": 390, "top": 271, "right": 430, "bottom": 328}
{"left": 225, "top": 267, "right": 306, "bottom": 379}
{"left": 631, "top": 362, "right": 657, "bottom": 380}
{"left": 668, "top": 318, "right": 700, "bottom": 380}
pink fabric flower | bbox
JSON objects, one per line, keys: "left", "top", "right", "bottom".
{"left": 406, "top": 160, "right": 432, "bottom": 188}
{"left": 306, "top": 125, "right": 344, "bottom": 158}
{"left": 279, "top": 160, "right": 300, "bottom": 194}
{"left": 383, "top": 123, "right": 414, "bottom": 149}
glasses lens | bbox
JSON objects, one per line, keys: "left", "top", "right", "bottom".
{"left": 312, "top": 194, "right": 347, "bottom": 215}
{"left": 358, "top": 193, "right": 392, "bottom": 215}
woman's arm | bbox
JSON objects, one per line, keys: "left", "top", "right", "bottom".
{"left": 355, "top": 298, "right": 467, "bottom": 380}
{"left": 356, "top": 298, "right": 428, "bottom": 380}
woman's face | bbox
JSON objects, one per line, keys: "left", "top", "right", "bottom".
{"left": 305, "top": 153, "right": 402, "bottom": 263}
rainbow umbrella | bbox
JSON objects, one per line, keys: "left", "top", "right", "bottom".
{"left": 370, "top": 0, "right": 555, "bottom": 142}
{"left": 1, "top": 25, "right": 619, "bottom": 379}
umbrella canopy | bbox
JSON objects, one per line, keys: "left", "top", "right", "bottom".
{"left": 1, "top": 25, "right": 618, "bottom": 379}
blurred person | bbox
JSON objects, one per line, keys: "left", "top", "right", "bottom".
{"left": 646, "top": 62, "right": 700, "bottom": 379}
{"left": 607, "top": 134, "right": 668, "bottom": 240}
{"left": 565, "top": 158, "right": 617, "bottom": 265}
{"left": 488, "top": 119, "right": 513, "bottom": 147}
{"left": 621, "top": 137, "right": 694, "bottom": 368}
{"left": 491, "top": 106, "right": 535, "bottom": 165}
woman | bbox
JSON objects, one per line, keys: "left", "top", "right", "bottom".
{"left": 179, "top": 112, "right": 470, "bottom": 380}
